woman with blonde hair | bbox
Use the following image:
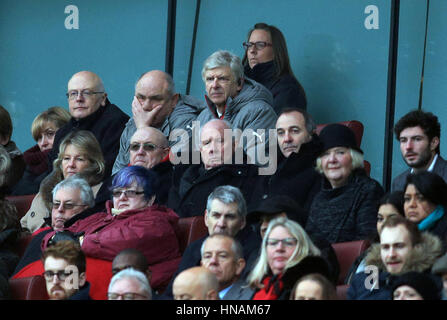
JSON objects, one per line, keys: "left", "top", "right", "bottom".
{"left": 245, "top": 217, "right": 331, "bottom": 300}
{"left": 12, "top": 106, "right": 71, "bottom": 195}
{"left": 20, "top": 130, "right": 107, "bottom": 234}
{"left": 305, "top": 124, "right": 384, "bottom": 243}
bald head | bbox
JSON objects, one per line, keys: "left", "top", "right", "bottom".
{"left": 136, "top": 70, "right": 174, "bottom": 95}
{"left": 129, "top": 127, "right": 169, "bottom": 169}
{"left": 134, "top": 70, "right": 178, "bottom": 128}
{"left": 67, "top": 71, "right": 107, "bottom": 120}
{"left": 173, "top": 267, "right": 219, "bottom": 300}
{"left": 200, "top": 120, "right": 235, "bottom": 170}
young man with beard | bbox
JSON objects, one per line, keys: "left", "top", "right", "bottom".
{"left": 42, "top": 240, "right": 91, "bottom": 300}
{"left": 392, "top": 110, "right": 447, "bottom": 191}
{"left": 347, "top": 215, "right": 443, "bottom": 300}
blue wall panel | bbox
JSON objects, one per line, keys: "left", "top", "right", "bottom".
{"left": 419, "top": 0, "right": 447, "bottom": 165}
{"left": 0, "top": 0, "right": 167, "bottom": 152}
{"left": 391, "top": 0, "right": 427, "bottom": 182}
{"left": 2, "top": 0, "right": 444, "bottom": 188}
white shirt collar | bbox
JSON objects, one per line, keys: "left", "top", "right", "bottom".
{"left": 410, "top": 153, "right": 438, "bottom": 173}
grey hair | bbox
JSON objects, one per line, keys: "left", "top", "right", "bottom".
{"left": 52, "top": 175, "right": 95, "bottom": 208}
{"left": 315, "top": 148, "right": 364, "bottom": 174}
{"left": 200, "top": 234, "right": 244, "bottom": 261}
{"left": 206, "top": 185, "right": 247, "bottom": 218}
{"left": 108, "top": 268, "right": 152, "bottom": 300}
{"left": 247, "top": 217, "right": 320, "bottom": 289}
{"left": 0, "top": 146, "right": 11, "bottom": 187}
{"left": 136, "top": 71, "right": 175, "bottom": 97}
{"left": 201, "top": 50, "right": 244, "bottom": 83}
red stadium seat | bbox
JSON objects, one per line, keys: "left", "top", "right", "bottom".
{"left": 336, "top": 284, "right": 349, "bottom": 300}
{"left": 5, "top": 194, "right": 36, "bottom": 220}
{"left": 9, "top": 275, "right": 49, "bottom": 300}
{"left": 177, "top": 216, "right": 208, "bottom": 254}
{"left": 316, "top": 120, "right": 364, "bottom": 148}
{"left": 331, "top": 239, "right": 371, "bottom": 285}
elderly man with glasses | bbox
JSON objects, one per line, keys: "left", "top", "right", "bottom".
{"left": 108, "top": 268, "right": 152, "bottom": 300}
{"left": 127, "top": 127, "right": 171, "bottom": 204}
{"left": 48, "top": 71, "right": 129, "bottom": 179}
{"left": 11, "top": 177, "right": 95, "bottom": 281}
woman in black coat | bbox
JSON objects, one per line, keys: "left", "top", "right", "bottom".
{"left": 305, "top": 124, "right": 384, "bottom": 244}
{"left": 242, "top": 23, "right": 307, "bottom": 114}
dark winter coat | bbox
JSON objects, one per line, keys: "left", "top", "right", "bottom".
{"left": 0, "top": 227, "right": 20, "bottom": 299}
{"left": 1, "top": 141, "right": 25, "bottom": 195}
{"left": 305, "top": 169, "right": 384, "bottom": 243}
{"left": 244, "top": 61, "right": 307, "bottom": 113}
{"left": 251, "top": 134, "right": 322, "bottom": 220}
{"left": 69, "top": 282, "right": 92, "bottom": 300}
{"left": 151, "top": 161, "right": 173, "bottom": 206}
{"left": 11, "top": 145, "right": 49, "bottom": 195}
{"left": 168, "top": 161, "right": 259, "bottom": 218}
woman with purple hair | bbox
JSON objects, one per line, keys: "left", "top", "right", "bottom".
{"left": 42, "top": 166, "right": 181, "bottom": 293}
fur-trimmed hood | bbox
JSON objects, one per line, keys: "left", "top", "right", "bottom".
{"left": 365, "top": 232, "right": 443, "bottom": 274}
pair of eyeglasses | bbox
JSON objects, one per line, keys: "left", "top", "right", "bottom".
{"left": 66, "top": 90, "right": 104, "bottom": 100}
{"left": 112, "top": 189, "right": 145, "bottom": 198}
{"left": 242, "top": 41, "right": 272, "bottom": 51}
{"left": 107, "top": 292, "right": 149, "bottom": 300}
{"left": 43, "top": 270, "right": 72, "bottom": 281}
{"left": 129, "top": 142, "right": 165, "bottom": 152}
{"left": 51, "top": 202, "right": 86, "bottom": 210}
{"left": 266, "top": 237, "right": 298, "bottom": 248}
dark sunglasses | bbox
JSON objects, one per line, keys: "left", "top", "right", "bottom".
{"left": 129, "top": 142, "right": 165, "bottom": 152}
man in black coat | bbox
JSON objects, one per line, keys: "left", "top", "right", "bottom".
{"left": 167, "top": 119, "right": 259, "bottom": 218}
{"left": 251, "top": 108, "right": 322, "bottom": 219}
{"left": 48, "top": 71, "right": 129, "bottom": 179}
